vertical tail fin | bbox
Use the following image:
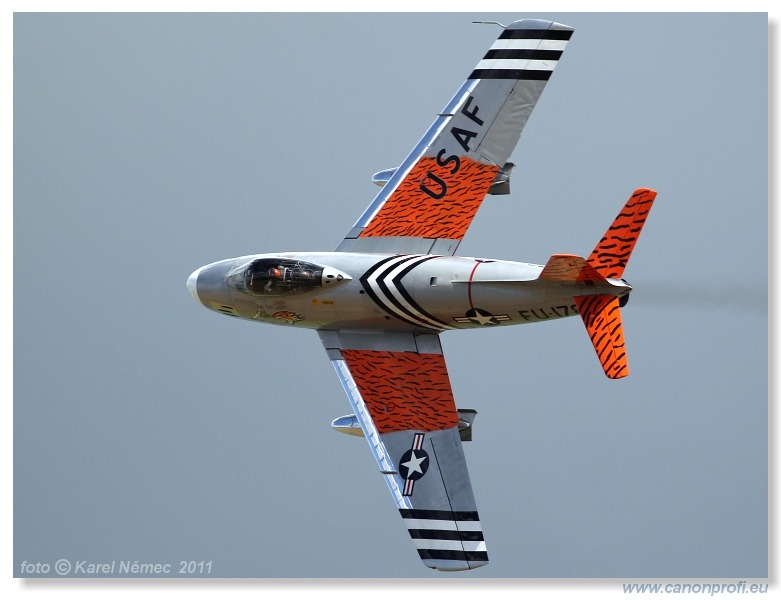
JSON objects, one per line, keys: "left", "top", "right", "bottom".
{"left": 578, "top": 188, "right": 657, "bottom": 379}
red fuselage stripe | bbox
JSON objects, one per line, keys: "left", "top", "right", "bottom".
{"left": 467, "top": 261, "right": 481, "bottom": 308}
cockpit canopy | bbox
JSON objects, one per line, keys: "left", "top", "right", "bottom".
{"left": 229, "top": 258, "right": 325, "bottom": 297}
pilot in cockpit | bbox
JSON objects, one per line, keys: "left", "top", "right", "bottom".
{"left": 264, "top": 267, "right": 283, "bottom": 292}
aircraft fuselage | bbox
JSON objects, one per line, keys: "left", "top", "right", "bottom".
{"left": 187, "top": 252, "right": 630, "bottom": 332}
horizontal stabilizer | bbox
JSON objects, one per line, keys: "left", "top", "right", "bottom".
{"left": 565, "top": 188, "right": 656, "bottom": 378}
{"left": 574, "top": 295, "right": 628, "bottom": 379}
{"left": 589, "top": 188, "right": 657, "bottom": 279}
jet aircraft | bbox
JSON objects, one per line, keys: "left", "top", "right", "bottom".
{"left": 187, "top": 18, "right": 656, "bottom": 571}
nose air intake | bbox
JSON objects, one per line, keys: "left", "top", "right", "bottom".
{"left": 187, "top": 267, "right": 202, "bottom": 303}
{"left": 187, "top": 261, "right": 236, "bottom": 308}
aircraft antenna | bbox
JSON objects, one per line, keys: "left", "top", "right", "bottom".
{"left": 472, "top": 20, "right": 506, "bottom": 28}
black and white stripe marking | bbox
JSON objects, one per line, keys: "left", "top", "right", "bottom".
{"left": 469, "top": 26, "right": 572, "bottom": 80}
{"left": 400, "top": 509, "right": 488, "bottom": 564}
{"left": 360, "top": 255, "right": 454, "bottom": 330}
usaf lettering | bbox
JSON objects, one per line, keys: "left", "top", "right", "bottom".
{"left": 419, "top": 95, "right": 484, "bottom": 200}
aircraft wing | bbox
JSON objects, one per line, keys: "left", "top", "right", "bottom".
{"left": 319, "top": 330, "right": 488, "bottom": 571}
{"left": 337, "top": 18, "right": 573, "bottom": 256}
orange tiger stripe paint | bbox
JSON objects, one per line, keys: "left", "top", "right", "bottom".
{"left": 359, "top": 156, "right": 499, "bottom": 240}
{"left": 574, "top": 295, "right": 628, "bottom": 379}
{"left": 588, "top": 188, "right": 657, "bottom": 279}
{"left": 539, "top": 254, "right": 606, "bottom": 284}
{"left": 341, "top": 349, "right": 459, "bottom": 434}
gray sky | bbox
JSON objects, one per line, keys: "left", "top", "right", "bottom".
{"left": 13, "top": 11, "right": 768, "bottom": 584}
